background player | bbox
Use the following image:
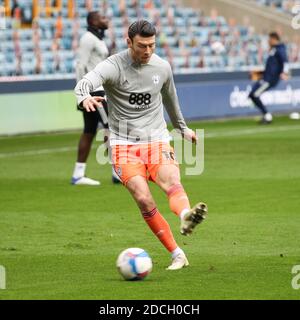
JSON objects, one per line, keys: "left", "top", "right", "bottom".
{"left": 71, "top": 11, "right": 120, "bottom": 185}
{"left": 249, "top": 32, "right": 289, "bottom": 124}
{"left": 74, "top": 20, "right": 208, "bottom": 270}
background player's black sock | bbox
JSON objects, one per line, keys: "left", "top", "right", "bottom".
{"left": 250, "top": 96, "right": 268, "bottom": 115}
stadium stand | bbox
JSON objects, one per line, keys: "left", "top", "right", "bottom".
{"left": 0, "top": 0, "right": 300, "bottom": 77}
{"left": 249, "top": 0, "right": 300, "bottom": 15}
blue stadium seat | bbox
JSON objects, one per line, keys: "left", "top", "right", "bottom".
{"left": 0, "top": 0, "right": 298, "bottom": 77}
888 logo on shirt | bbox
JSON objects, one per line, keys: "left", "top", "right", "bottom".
{"left": 129, "top": 93, "right": 152, "bottom": 109}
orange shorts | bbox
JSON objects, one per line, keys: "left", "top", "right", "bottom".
{"left": 112, "top": 142, "right": 179, "bottom": 185}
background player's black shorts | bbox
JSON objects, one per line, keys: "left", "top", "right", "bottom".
{"left": 77, "top": 90, "right": 109, "bottom": 134}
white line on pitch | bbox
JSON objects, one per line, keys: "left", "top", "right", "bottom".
{"left": 204, "top": 125, "right": 300, "bottom": 138}
{"left": 0, "top": 125, "right": 299, "bottom": 159}
{"left": 0, "top": 146, "right": 77, "bottom": 159}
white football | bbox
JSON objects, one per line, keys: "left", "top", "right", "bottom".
{"left": 289, "top": 112, "right": 300, "bottom": 120}
{"left": 211, "top": 41, "right": 225, "bottom": 54}
{"left": 116, "top": 248, "right": 152, "bottom": 281}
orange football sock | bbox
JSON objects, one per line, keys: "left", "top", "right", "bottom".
{"left": 142, "top": 208, "right": 178, "bottom": 253}
{"left": 167, "top": 184, "right": 191, "bottom": 217}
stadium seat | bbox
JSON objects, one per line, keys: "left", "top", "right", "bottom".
{"left": 1, "top": 0, "right": 299, "bottom": 77}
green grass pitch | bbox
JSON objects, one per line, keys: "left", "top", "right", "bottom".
{"left": 0, "top": 116, "right": 300, "bottom": 300}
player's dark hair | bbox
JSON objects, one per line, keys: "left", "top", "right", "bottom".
{"left": 128, "top": 20, "right": 156, "bottom": 41}
{"left": 87, "top": 11, "right": 99, "bottom": 26}
{"left": 269, "top": 32, "right": 280, "bottom": 41}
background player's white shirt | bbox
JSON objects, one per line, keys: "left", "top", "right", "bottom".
{"left": 75, "top": 31, "right": 109, "bottom": 91}
{"left": 75, "top": 49, "right": 188, "bottom": 145}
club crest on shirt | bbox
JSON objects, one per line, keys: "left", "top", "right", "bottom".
{"left": 152, "top": 75, "right": 160, "bottom": 85}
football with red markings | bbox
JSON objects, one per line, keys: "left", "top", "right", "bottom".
{"left": 116, "top": 248, "right": 153, "bottom": 281}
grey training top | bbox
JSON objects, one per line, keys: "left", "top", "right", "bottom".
{"left": 74, "top": 49, "right": 188, "bottom": 144}
{"left": 75, "top": 31, "right": 109, "bottom": 86}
